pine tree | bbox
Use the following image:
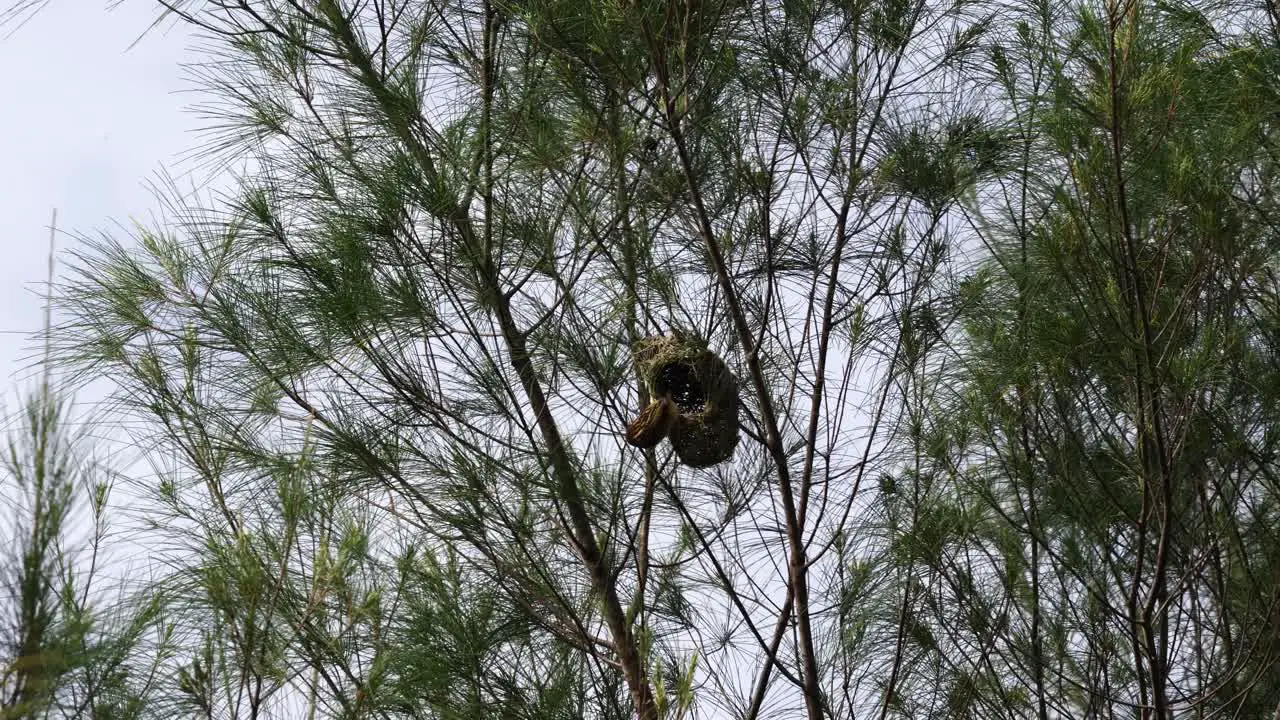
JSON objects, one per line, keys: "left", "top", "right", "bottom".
{"left": 24, "top": 0, "right": 1280, "bottom": 718}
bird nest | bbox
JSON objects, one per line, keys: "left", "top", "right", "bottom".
{"left": 630, "top": 334, "right": 740, "bottom": 468}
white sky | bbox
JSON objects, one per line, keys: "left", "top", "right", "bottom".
{"left": 0, "top": 3, "right": 194, "bottom": 398}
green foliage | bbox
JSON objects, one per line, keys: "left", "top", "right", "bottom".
{"left": 2, "top": 0, "right": 1275, "bottom": 718}
{"left": 876, "top": 1, "right": 1280, "bottom": 717}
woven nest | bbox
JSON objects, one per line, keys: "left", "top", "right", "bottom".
{"left": 632, "top": 334, "right": 740, "bottom": 468}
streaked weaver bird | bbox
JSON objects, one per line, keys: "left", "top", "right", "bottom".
{"left": 625, "top": 394, "right": 679, "bottom": 449}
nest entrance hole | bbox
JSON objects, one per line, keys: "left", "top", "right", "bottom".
{"left": 657, "top": 361, "right": 706, "bottom": 413}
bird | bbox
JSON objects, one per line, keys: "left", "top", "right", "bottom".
{"left": 625, "top": 395, "right": 679, "bottom": 449}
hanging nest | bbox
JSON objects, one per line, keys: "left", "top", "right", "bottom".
{"left": 626, "top": 334, "right": 740, "bottom": 468}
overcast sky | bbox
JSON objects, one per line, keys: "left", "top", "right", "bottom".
{"left": 0, "top": 3, "right": 195, "bottom": 403}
